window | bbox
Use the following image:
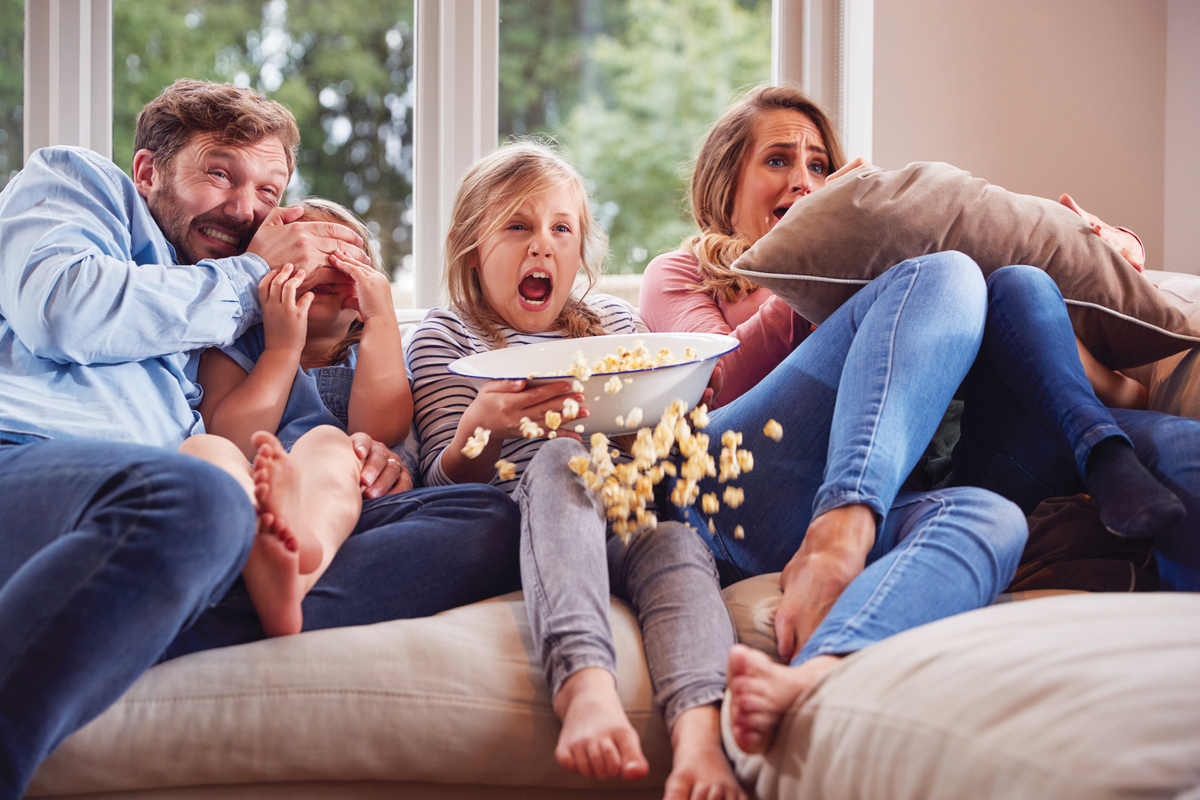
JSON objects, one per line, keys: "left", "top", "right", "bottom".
{"left": 0, "top": 0, "right": 22, "bottom": 189}
{"left": 113, "top": 0, "right": 416, "bottom": 301}
{"left": 498, "top": 0, "right": 772, "bottom": 274}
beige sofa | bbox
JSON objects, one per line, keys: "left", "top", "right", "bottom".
{"left": 27, "top": 272, "right": 1200, "bottom": 800}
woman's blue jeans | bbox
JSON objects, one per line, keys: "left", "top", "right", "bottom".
{"left": 952, "top": 265, "right": 1200, "bottom": 589}
{"left": 671, "top": 252, "right": 1028, "bottom": 667}
{"left": 0, "top": 439, "right": 521, "bottom": 799}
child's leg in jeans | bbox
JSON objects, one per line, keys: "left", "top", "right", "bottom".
{"left": 181, "top": 426, "right": 365, "bottom": 636}
{"left": 515, "top": 439, "right": 648, "bottom": 781}
{"left": 608, "top": 522, "right": 744, "bottom": 800}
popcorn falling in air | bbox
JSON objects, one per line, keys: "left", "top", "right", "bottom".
{"left": 764, "top": 419, "right": 783, "bottom": 441}
{"left": 462, "top": 427, "right": 490, "bottom": 458}
{"left": 545, "top": 410, "right": 562, "bottom": 431}
{"left": 734, "top": 525, "right": 745, "bottom": 540}
{"left": 495, "top": 459, "right": 516, "bottom": 481}
{"left": 547, "top": 346, "right": 748, "bottom": 544}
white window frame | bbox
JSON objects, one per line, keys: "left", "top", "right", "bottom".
{"left": 23, "top": 0, "right": 869, "bottom": 306}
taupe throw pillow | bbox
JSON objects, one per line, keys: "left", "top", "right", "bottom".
{"left": 731, "top": 162, "right": 1200, "bottom": 369}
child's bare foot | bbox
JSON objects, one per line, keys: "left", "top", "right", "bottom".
{"left": 251, "top": 431, "right": 322, "bottom": 573}
{"left": 553, "top": 667, "right": 650, "bottom": 781}
{"left": 242, "top": 527, "right": 306, "bottom": 637}
{"left": 664, "top": 705, "right": 746, "bottom": 800}
{"left": 726, "top": 644, "right": 841, "bottom": 755}
{"left": 243, "top": 431, "right": 323, "bottom": 637}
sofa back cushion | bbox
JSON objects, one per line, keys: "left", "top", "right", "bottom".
{"left": 731, "top": 162, "right": 1200, "bottom": 369}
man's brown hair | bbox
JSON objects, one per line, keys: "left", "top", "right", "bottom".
{"left": 134, "top": 78, "right": 300, "bottom": 177}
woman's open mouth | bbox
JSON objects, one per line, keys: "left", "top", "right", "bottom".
{"left": 518, "top": 270, "right": 553, "bottom": 308}
{"left": 773, "top": 204, "right": 792, "bottom": 221}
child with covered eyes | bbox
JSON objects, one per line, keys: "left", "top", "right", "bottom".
{"left": 407, "top": 142, "right": 745, "bottom": 800}
{"left": 180, "top": 198, "right": 410, "bottom": 638}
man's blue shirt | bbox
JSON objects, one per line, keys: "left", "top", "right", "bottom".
{"left": 0, "top": 146, "right": 269, "bottom": 447}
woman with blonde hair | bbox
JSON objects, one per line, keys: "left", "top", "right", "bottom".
{"left": 641, "top": 84, "right": 1200, "bottom": 754}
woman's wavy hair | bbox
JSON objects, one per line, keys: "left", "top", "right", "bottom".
{"left": 685, "top": 84, "right": 845, "bottom": 301}
{"left": 444, "top": 140, "right": 609, "bottom": 347}
{"left": 295, "top": 198, "right": 383, "bottom": 365}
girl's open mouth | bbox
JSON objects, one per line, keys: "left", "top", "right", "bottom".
{"left": 518, "top": 271, "right": 553, "bottom": 307}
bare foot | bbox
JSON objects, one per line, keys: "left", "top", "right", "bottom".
{"left": 774, "top": 504, "right": 875, "bottom": 662}
{"left": 553, "top": 667, "right": 650, "bottom": 781}
{"left": 243, "top": 431, "right": 322, "bottom": 637}
{"left": 242, "top": 526, "right": 306, "bottom": 637}
{"left": 664, "top": 705, "right": 746, "bottom": 800}
{"left": 726, "top": 644, "right": 840, "bottom": 755}
{"left": 251, "top": 431, "right": 323, "bottom": 573}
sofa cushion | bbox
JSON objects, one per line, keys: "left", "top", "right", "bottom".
{"left": 731, "top": 162, "right": 1200, "bottom": 369}
{"left": 726, "top": 592, "right": 1200, "bottom": 800}
{"left": 29, "top": 592, "right": 674, "bottom": 796}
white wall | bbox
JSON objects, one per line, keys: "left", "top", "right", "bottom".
{"left": 872, "top": 0, "right": 1192, "bottom": 272}
{"left": 1165, "top": 0, "right": 1200, "bottom": 274}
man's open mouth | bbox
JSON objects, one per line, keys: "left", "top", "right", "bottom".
{"left": 197, "top": 226, "right": 241, "bottom": 247}
{"left": 518, "top": 270, "right": 553, "bottom": 306}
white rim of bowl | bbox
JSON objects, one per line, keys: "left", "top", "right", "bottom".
{"left": 447, "top": 333, "right": 741, "bottom": 381}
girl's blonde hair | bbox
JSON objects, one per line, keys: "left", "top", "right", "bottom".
{"left": 444, "top": 140, "right": 609, "bottom": 346}
{"left": 684, "top": 84, "right": 845, "bottom": 301}
{"left": 296, "top": 198, "right": 383, "bottom": 365}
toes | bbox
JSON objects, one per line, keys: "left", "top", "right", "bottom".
{"left": 554, "top": 742, "right": 576, "bottom": 774}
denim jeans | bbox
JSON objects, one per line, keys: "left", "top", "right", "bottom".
{"left": 670, "top": 253, "right": 1029, "bottom": 666}
{"left": 515, "top": 439, "right": 733, "bottom": 730}
{"left": 0, "top": 440, "right": 521, "bottom": 799}
{"left": 952, "top": 265, "right": 1200, "bottom": 589}
{"left": 0, "top": 439, "right": 255, "bottom": 799}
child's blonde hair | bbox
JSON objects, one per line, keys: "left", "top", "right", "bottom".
{"left": 444, "top": 140, "right": 609, "bottom": 346}
{"left": 296, "top": 198, "right": 383, "bottom": 365}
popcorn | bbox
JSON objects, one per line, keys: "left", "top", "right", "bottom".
{"left": 572, "top": 380, "right": 586, "bottom": 393}
{"left": 734, "top": 525, "right": 745, "bottom": 539}
{"left": 764, "top": 419, "right": 783, "bottom": 441}
{"left": 518, "top": 416, "right": 544, "bottom": 439}
{"left": 604, "top": 376, "right": 623, "bottom": 395}
{"left": 495, "top": 459, "right": 517, "bottom": 481}
{"left": 562, "top": 398, "right": 580, "bottom": 420}
{"left": 574, "top": 424, "right": 586, "bottom": 433}
{"left": 462, "top": 427, "right": 490, "bottom": 458}
{"left": 689, "top": 404, "right": 710, "bottom": 428}
{"left": 723, "top": 486, "right": 745, "bottom": 508}
{"left": 559, "top": 393, "right": 755, "bottom": 546}
{"left": 545, "top": 410, "right": 562, "bottom": 431}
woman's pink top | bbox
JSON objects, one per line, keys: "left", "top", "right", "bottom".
{"left": 639, "top": 250, "right": 813, "bottom": 407}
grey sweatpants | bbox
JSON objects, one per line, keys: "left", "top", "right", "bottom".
{"left": 513, "top": 438, "right": 734, "bottom": 731}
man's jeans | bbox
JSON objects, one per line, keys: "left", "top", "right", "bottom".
{"left": 0, "top": 439, "right": 521, "bottom": 799}
{"left": 953, "top": 265, "right": 1200, "bottom": 590}
{"left": 673, "top": 253, "right": 1029, "bottom": 666}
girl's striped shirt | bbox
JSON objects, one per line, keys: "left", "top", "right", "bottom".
{"left": 407, "top": 294, "right": 645, "bottom": 494}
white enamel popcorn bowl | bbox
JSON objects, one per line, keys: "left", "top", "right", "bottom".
{"left": 447, "top": 332, "right": 739, "bottom": 436}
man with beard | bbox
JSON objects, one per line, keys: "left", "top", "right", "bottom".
{"left": 0, "top": 79, "right": 520, "bottom": 798}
